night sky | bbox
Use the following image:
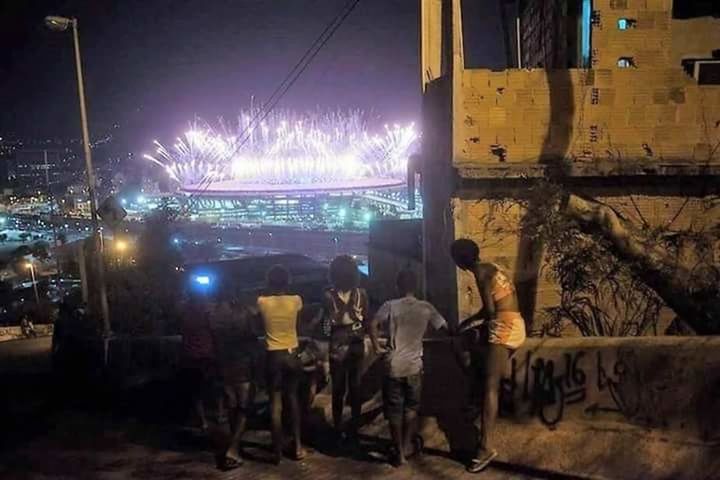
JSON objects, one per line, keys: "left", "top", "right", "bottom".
{"left": 1, "top": 0, "right": 506, "bottom": 152}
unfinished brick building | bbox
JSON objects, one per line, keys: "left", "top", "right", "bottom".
{"left": 419, "top": 0, "right": 720, "bottom": 335}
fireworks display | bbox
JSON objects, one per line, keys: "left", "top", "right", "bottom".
{"left": 144, "top": 109, "right": 418, "bottom": 188}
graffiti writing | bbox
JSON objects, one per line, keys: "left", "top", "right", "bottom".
{"left": 501, "top": 350, "right": 587, "bottom": 427}
{"left": 500, "top": 348, "right": 642, "bottom": 427}
{"left": 586, "top": 348, "right": 641, "bottom": 418}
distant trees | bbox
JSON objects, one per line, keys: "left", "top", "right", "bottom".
{"left": 107, "top": 207, "right": 184, "bottom": 335}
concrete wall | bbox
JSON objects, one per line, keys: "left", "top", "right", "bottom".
{"left": 455, "top": 67, "right": 720, "bottom": 166}
{"left": 452, "top": 191, "right": 720, "bottom": 333}
{"left": 421, "top": 77, "right": 461, "bottom": 322}
{"left": 0, "top": 324, "right": 53, "bottom": 342}
{"left": 418, "top": 336, "right": 720, "bottom": 479}
{"left": 368, "top": 219, "right": 424, "bottom": 305}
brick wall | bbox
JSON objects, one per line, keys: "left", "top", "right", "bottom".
{"left": 456, "top": 0, "right": 720, "bottom": 167}
{"left": 454, "top": 67, "right": 720, "bottom": 166}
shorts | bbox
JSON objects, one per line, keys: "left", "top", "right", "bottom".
{"left": 266, "top": 349, "right": 302, "bottom": 392}
{"left": 181, "top": 357, "right": 216, "bottom": 394}
{"left": 220, "top": 354, "right": 253, "bottom": 386}
{"left": 382, "top": 374, "right": 422, "bottom": 422}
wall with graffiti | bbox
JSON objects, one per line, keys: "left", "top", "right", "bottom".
{"left": 496, "top": 337, "right": 720, "bottom": 443}
{"left": 422, "top": 336, "right": 720, "bottom": 447}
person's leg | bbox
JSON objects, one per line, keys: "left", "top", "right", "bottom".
{"left": 225, "top": 382, "right": 251, "bottom": 464}
{"left": 479, "top": 344, "right": 506, "bottom": 452}
{"left": 194, "top": 397, "right": 209, "bottom": 430}
{"left": 217, "top": 390, "right": 227, "bottom": 425}
{"left": 266, "top": 352, "right": 283, "bottom": 462}
{"left": 468, "top": 344, "right": 506, "bottom": 473}
{"left": 225, "top": 386, "right": 237, "bottom": 434}
{"left": 402, "top": 374, "right": 422, "bottom": 458}
{"left": 347, "top": 348, "right": 364, "bottom": 438}
{"left": 330, "top": 357, "right": 348, "bottom": 433}
{"left": 284, "top": 353, "right": 306, "bottom": 459}
{"left": 383, "top": 376, "right": 405, "bottom": 466}
{"left": 189, "top": 366, "right": 209, "bottom": 430}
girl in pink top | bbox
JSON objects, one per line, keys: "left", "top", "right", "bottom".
{"left": 450, "top": 238, "right": 526, "bottom": 474}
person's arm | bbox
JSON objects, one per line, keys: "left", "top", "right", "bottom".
{"left": 427, "top": 303, "right": 449, "bottom": 335}
{"left": 451, "top": 334, "right": 472, "bottom": 373}
{"left": 369, "top": 301, "right": 390, "bottom": 354}
{"left": 457, "top": 265, "right": 496, "bottom": 332}
{"left": 359, "top": 289, "right": 370, "bottom": 327}
{"left": 305, "top": 299, "right": 325, "bottom": 332}
{"left": 295, "top": 296, "right": 304, "bottom": 335}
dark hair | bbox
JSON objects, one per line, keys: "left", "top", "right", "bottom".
{"left": 396, "top": 269, "right": 417, "bottom": 296}
{"left": 450, "top": 238, "right": 480, "bottom": 270}
{"left": 329, "top": 255, "right": 359, "bottom": 292}
{"left": 266, "top": 264, "right": 291, "bottom": 291}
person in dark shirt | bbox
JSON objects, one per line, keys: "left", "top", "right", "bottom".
{"left": 213, "top": 293, "right": 262, "bottom": 469}
{"left": 180, "top": 292, "right": 216, "bottom": 432}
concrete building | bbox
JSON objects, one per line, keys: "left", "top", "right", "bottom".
{"left": 419, "top": 0, "right": 720, "bottom": 333}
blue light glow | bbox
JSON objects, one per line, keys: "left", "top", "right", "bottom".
{"left": 137, "top": 195, "right": 146, "bottom": 204}
{"left": 194, "top": 275, "right": 210, "bottom": 285}
{"left": 581, "top": 0, "right": 592, "bottom": 68}
{"left": 618, "top": 18, "right": 628, "bottom": 30}
{"left": 120, "top": 198, "right": 127, "bottom": 205}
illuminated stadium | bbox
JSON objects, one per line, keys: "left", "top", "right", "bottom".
{"left": 145, "top": 109, "right": 421, "bottom": 230}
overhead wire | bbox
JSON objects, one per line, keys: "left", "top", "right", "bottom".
{"left": 178, "top": 0, "right": 363, "bottom": 214}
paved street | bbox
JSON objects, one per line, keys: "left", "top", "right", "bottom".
{"left": 0, "top": 413, "right": 540, "bottom": 480}
{"left": 0, "top": 336, "right": 52, "bottom": 374}
{"left": 0, "top": 337, "right": 556, "bottom": 480}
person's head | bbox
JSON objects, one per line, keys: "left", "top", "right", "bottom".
{"left": 396, "top": 269, "right": 417, "bottom": 297}
{"left": 450, "top": 238, "right": 480, "bottom": 271}
{"left": 266, "top": 264, "right": 291, "bottom": 292}
{"left": 329, "top": 255, "right": 359, "bottom": 292}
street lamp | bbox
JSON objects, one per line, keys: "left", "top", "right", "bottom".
{"left": 25, "top": 262, "right": 40, "bottom": 305}
{"left": 45, "top": 15, "right": 110, "bottom": 335}
{"left": 115, "top": 240, "right": 127, "bottom": 253}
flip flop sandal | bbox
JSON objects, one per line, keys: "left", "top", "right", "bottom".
{"left": 467, "top": 449, "right": 498, "bottom": 473}
{"left": 284, "top": 447, "right": 307, "bottom": 461}
{"left": 221, "top": 456, "right": 243, "bottom": 470}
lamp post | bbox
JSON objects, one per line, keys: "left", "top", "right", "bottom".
{"left": 45, "top": 15, "right": 110, "bottom": 335}
{"left": 25, "top": 262, "right": 41, "bottom": 305}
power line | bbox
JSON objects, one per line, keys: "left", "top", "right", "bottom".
{"left": 180, "top": 0, "right": 363, "bottom": 211}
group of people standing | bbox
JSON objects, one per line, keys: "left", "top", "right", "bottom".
{"left": 179, "top": 238, "right": 526, "bottom": 474}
